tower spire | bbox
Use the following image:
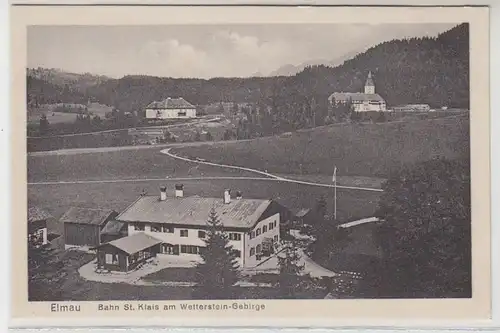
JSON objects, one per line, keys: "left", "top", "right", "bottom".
{"left": 364, "top": 70, "right": 375, "bottom": 94}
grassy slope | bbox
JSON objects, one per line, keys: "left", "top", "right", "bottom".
{"left": 173, "top": 115, "right": 470, "bottom": 178}
{"left": 27, "top": 148, "right": 258, "bottom": 183}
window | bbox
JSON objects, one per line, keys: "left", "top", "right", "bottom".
{"left": 134, "top": 223, "right": 145, "bottom": 231}
{"left": 274, "top": 221, "right": 277, "bottom": 228}
{"left": 269, "top": 222, "right": 273, "bottom": 230}
{"left": 274, "top": 235, "right": 278, "bottom": 242}
{"left": 263, "top": 225, "right": 267, "bottom": 233}
{"left": 180, "top": 230, "right": 188, "bottom": 237}
{"left": 181, "top": 245, "right": 201, "bottom": 254}
{"left": 250, "top": 231, "right": 255, "bottom": 239}
{"left": 105, "top": 254, "right": 118, "bottom": 265}
{"left": 229, "top": 233, "right": 241, "bottom": 241}
{"left": 256, "top": 244, "right": 262, "bottom": 254}
{"left": 163, "top": 226, "right": 174, "bottom": 233}
{"left": 198, "top": 230, "right": 206, "bottom": 239}
{"left": 150, "top": 223, "right": 162, "bottom": 232}
{"left": 178, "top": 111, "right": 187, "bottom": 117}
{"left": 256, "top": 228, "right": 261, "bottom": 236}
{"left": 250, "top": 247, "right": 255, "bottom": 256}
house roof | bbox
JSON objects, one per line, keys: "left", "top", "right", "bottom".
{"left": 60, "top": 207, "right": 116, "bottom": 226}
{"left": 146, "top": 97, "right": 195, "bottom": 110}
{"left": 338, "top": 217, "right": 380, "bottom": 229}
{"left": 329, "top": 92, "right": 385, "bottom": 103}
{"left": 102, "top": 232, "right": 162, "bottom": 255}
{"left": 116, "top": 195, "right": 272, "bottom": 229}
{"left": 101, "top": 220, "right": 126, "bottom": 235}
{"left": 294, "top": 208, "right": 311, "bottom": 217}
{"left": 28, "top": 206, "right": 52, "bottom": 223}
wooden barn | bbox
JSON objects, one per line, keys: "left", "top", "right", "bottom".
{"left": 94, "top": 232, "right": 162, "bottom": 272}
{"left": 61, "top": 207, "right": 118, "bottom": 248}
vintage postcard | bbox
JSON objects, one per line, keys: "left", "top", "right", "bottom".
{"left": 10, "top": 4, "right": 491, "bottom": 328}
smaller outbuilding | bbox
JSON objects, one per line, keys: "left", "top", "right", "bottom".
{"left": 94, "top": 232, "right": 162, "bottom": 272}
{"left": 61, "top": 207, "right": 118, "bottom": 249}
{"left": 28, "top": 206, "right": 52, "bottom": 247}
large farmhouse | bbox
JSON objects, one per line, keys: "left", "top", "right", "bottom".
{"left": 94, "top": 186, "right": 288, "bottom": 272}
{"left": 145, "top": 97, "right": 197, "bottom": 120}
{"left": 328, "top": 71, "right": 387, "bottom": 112}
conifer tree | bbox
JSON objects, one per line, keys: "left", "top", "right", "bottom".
{"left": 276, "top": 238, "right": 305, "bottom": 298}
{"left": 194, "top": 208, "right": 240, "bottom": 299}
{"left": 28, "top": 242, "right": 65, "bottom": 301}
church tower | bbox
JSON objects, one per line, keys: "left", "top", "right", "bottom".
{"left": 364, "top": 71, "right": 375, "bottom": 94}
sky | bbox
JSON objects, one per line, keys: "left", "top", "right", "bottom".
{"left": 28, "top": 24, "right": 457, "bottom": 79}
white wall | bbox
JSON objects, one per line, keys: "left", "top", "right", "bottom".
{"left": 128, "top": 223, "right": 244, "bottom": 266}
{"left": 145, "top": 108, "right": 197, "bottom": 119}
{"left": 352, "top": 102, "right": 387, "bottom": 112}
{"left": 243, "top": 213, "right": 280, "bottom": 268}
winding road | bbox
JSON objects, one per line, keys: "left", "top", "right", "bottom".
{"left": 160, "top": 148, "right": 383, "bottom": 192}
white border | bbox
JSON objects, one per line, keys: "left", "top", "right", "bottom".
{"left": 3, "top": 0, "right": 498, "bottom": 331}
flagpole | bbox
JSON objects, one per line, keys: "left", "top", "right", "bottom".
{"left": 333, "top": 166, "right": 337, "bottom": 221}
{"left": 334, "top": 175, "right": 337, "bottom": 221}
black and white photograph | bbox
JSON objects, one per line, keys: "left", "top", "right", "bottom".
{"left": 25, "top": 21, "right": 474, "bottom": 302}
{"left": 11, "top": 6, "right": 491, "bottom": 325}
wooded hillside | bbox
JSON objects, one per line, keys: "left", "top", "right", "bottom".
{"left": 27, "top": 23, "right": 469, "bottom": 116}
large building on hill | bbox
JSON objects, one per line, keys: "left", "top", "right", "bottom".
{"left": 94, "top": 186, "right": 288, "bottom": 272}
{"left": 145, "top": 97, "right": 197, "bottom": 120}
{"left": 328, "top": 71, "right": 387, "bottom": 112}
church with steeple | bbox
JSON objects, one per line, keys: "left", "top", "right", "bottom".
{"left": 328, "top": 71, "right": 387, "bottom": 112}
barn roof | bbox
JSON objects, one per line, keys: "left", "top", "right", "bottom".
{"left": 60, "top": 207, "right": 117, "bottom": 226}
{"left": 116, "top": 195, "right": 273, "bottom": 229}
{"left": 103, "top": 232, "right": 162, "bottom": 255}
{"left": 338, "top": 217, "right": 380, "bottom": 229}
{"left": 146, "top": 97, "right": 195, "bottom": 110}
{"left": 295, "top": 208, "right": 311, "bottom": 217}
{"left": 328, "top": 92, "right": 385, "bottom": 102}
{"left": 101, "top": 220, "right": 126, "bottom": 235}
{"left": 28, "top": 206, "right": 52, "bottom": 223}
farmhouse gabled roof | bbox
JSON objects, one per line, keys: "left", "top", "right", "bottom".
{"left": 60, "top": 207, "right": 117, "bottom": 226}
{"left": 328, "top": 92, "right": 385, "bottom": 103}
{"left": 28, "top": 206, "right": 52, "bottom": 223}
{"left": 102, "top": 232, "right": 162, "bottom": 255}
{"left": 146, "top": 97, "right": 195, "bottom": 110}
{"left": 115, "top": 195, "right": 273, "bottom": 229}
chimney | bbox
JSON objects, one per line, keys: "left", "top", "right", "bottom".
{"left": 236, "top": 191, "right": 242, "bottom": 200}
{"left": 160, "top": 186, "right": 167, "bottom": 201}
{"left": 175, "top": 184, "right": 184, "bottom": 198}
{"left": 224, "top": 189, "right": 231, "bottom": 204}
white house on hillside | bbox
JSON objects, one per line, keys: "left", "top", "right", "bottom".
{"left": 328, "top": 71, "right": 387, "bottom": 112}
{"left": 106, "top": 186, "right": 287, "bottom": 269}
{"left": 145, "top": 97, "right": 197, "bottom": 120}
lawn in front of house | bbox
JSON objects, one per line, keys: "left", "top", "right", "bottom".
{"left": 31, "top": 250, "right": 327, "bottom": 300}
{"left": 142, "top": 267, "right": 198, "bottom": 283}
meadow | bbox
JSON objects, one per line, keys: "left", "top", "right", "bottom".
{"left": 27, "top": 147, "right": 259, "bottom": 183}
{"left": 172, "top": 115, "right": 470, "bottom": 178}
